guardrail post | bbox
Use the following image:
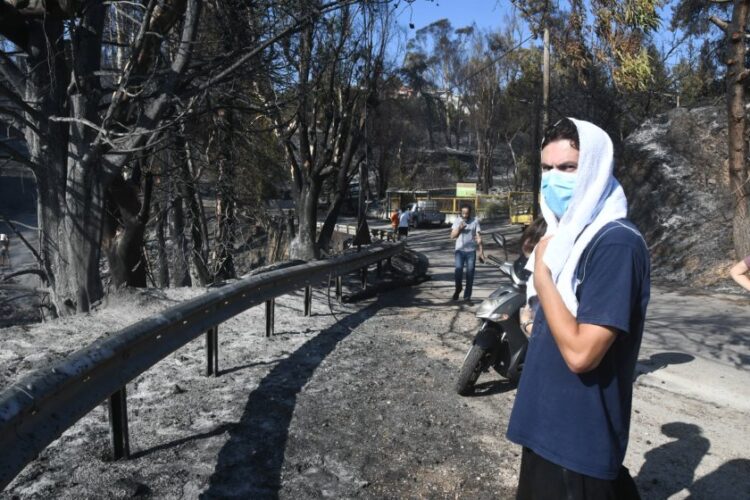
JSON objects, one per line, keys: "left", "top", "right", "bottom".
{"left": 304, "top": 285, "right": 312, "bottom": 317}
{"left": 361, "top": 266, "right": 368, "bottom": 289}
{"left": 266, "top": 299, "right": 275, "bottom": 337}
{"left": 376, "top": 260, "right": 383, "bottom": 277}
{"left": 335, "top": 276, "right": 342, "bottom": 302}
{"left": 108, "top": 387, "right": 130, "bottom": 460}
{"left": 205, "top": 325, "right": 219, "bottom": 376}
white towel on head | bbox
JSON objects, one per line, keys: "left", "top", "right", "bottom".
{"left": 525, "top": 118, "right": 628, "bottom": 316}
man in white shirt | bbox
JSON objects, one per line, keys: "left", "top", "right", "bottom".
{"left": 450, "top": 205, "right": 485, "bottom": 301}
{"left": 397, "top": 207, "right": 411, "bottom": 240}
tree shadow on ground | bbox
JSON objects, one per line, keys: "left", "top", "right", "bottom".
{"left": 634, "top": 352, "right": 694, "bottom": 381}
{"left": 200, "top": 296, "right": 386, "bottom": 499}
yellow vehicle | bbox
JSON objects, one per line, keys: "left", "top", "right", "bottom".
{"left": 508, "top": 191, "right": 534, "bottom": 226}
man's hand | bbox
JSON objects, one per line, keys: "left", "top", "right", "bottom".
{"left": 534, "top": 235, "right": 553, "bottom": 276}
{"left": 450, "top": 220, "right": 466, "bottom": 239}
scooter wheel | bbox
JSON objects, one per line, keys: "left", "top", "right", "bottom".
{"left": 456, "top": 345, "right": 487, "bottom": 396}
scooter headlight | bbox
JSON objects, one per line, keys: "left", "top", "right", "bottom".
{"left": 477, "top": 298, "right": 511, "bottom": 322}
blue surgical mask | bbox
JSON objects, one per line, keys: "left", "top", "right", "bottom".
{"left": 541, "top": 170, "right": 577, "bottom": 219}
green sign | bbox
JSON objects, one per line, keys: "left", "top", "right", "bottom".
{"left": 456, "top": 183, "right": 476, "bottom": 197}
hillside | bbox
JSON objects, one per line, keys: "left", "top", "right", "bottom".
{"left": 620, "top": 106, "right": 738, "bottom": 291}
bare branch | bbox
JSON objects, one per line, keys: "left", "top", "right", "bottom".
{"left": 0, "top": 107, "right": 41, "bottom": 135}
{"left": 709, "top": 16, "right": 730, "bottom": 33}
{"left": 0, "top": 79, "right": 44, "bottom": 125}
{"left": 0, "top": 50, "right": 24, "bottom": 92}
{"left": 0, "top": 284, "right": 49, "bottom": 294}
{"left": 199, "top": 0, "right": 361, "bottom": 90}
{"left": 1, "top": 268, "right": 48, "bottom": 281}
{"left": 0, "top": 140, "right": 39, "bottom": 171}
{"left": 99, "top": 0, "right": 202, "bottom": 176}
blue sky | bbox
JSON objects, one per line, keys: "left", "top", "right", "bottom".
{"left": 391, "top": 0, "right": 689, "bottom": 65}
{"left": 395, "top": 0, "right": 508, "bottom": 33}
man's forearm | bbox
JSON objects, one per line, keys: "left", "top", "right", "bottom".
{"left": 534, "top": 269, "right": 615, "bottom": 373}
{"left": 535, "top": 270, "right": 579, "bottom": 347}
{"left": 730, "top": 262, "right": 750, "bottom": 291}
{"left": 731, "top": 273, "right": 750, "bottom": 291}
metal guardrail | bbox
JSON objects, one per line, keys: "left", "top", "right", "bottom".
{"left": 0, "top": 242, "right": 404, "bottom": 490}
{"left": 316, "top": 221, "right": 398, "bottom": 242}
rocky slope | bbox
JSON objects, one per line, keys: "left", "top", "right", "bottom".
{"left": 619, "top": 106, "right": 738, "bottom": 289}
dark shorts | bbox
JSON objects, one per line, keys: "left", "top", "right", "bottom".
{"left": 517, "top": 447, "right": 640, "bottom": 500}
{"left": 398, "top": 227, "right": 409, "bottom": 236}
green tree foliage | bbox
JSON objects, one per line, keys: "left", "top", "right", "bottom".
{"left": 516, "top": 0, "right": 663, "bottom": 91}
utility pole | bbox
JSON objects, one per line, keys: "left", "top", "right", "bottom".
{"left": 533, "top": 17, "right": 551, "bottom": 219}
{"left": 532, "top": 95, "right": 541, "bottom": 219}
{"left": 542, "top": 26, "right": 550, "bottom": 131}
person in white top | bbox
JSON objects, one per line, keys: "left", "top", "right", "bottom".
{"left": 0, "top": 233, "right": 9, "bottom": 267}
{"left": 397, "top": 207, "right": 411, "bottom": 240}
{"left": 450, "top": 205, "right": 485, "bottom": 301}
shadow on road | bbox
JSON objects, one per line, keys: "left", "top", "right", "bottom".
{"left": 636, "top": 422, "right": 750, "bottom": 499}
{"left": 637, "top": 422, "right": 709, "bottom": 498}
{"left": 466, "top": 379, "right": 517, "bottom": 397}
{"left": 199, "top": 296, "right": 386, "bottom": 499}
{"left": 634, "top": 352, "right": 694, "bottom": 380}
{"left": 688, "top": 458, "right": 750, "bottom": 499}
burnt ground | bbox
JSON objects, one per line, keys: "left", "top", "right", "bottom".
{"left": 1, "top": 222, "right": 750, "bottom": 499}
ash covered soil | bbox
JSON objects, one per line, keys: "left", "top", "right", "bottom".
{"left": 2, "top": 224, "right": 750, "bottom": 499}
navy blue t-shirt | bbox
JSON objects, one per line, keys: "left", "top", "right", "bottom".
{"left": 506, "top": 219, "right": 650, "bottom": 480}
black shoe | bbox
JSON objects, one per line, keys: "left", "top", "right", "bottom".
{"left": 452, "top": 287, "right": 462, "bottom": 301}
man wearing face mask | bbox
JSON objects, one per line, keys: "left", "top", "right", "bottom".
{"left": 450, "top": 204, "right": 485, "bottom": 301}
{"left": 506, "top": 118, "right": 650, "bottom": 499}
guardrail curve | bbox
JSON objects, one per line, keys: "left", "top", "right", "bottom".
{"left": 0, "top": 242, "right": 404, "bottom": 490}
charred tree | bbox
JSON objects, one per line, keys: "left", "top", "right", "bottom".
{"left": 211, "top": 108, "right": 237, "bottom": 281}
{"left": 0, "top": 0, "right": 202, "bottom": 314}
{"left": 711, "top": 3, "right": 750, "bottom": 257}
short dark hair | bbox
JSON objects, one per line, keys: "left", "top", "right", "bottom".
{"left": 541, "top": 117, "right": 579, "bottom": 150}
{"left": 460, "top": 204, "right": 472, "bottom": 212}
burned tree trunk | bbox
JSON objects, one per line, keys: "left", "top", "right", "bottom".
{"left": 102, "top": 169, "right": 152, "bottom": 289}
{"left": 171, "top": 191, "right": 192, "bottom": 287}
{"left": 290, "top": 185, "right": 321, "bottom": 260}
{"left": 726, "top": 1, "right": 750, "bottom": 257}
{"left": 155, "top": 198, "right": 170, "bottom": 288}
{"left": 211, "top": 109, "right": 237, "bottom": 281}
{"left": 318, "top": 159, "right": 357, "bottom": 254}
{"left": 176, "top": 136, "right": 210, "bottom": 286}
